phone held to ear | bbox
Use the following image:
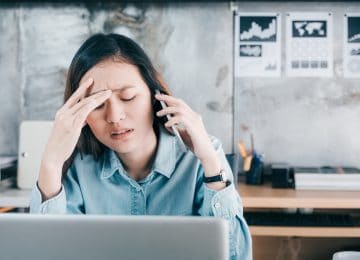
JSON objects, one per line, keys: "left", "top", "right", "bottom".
{"left": 155, "top": 90, "right": 187, "bottom": 152}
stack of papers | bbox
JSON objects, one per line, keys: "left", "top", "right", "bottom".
{"left": 294, "top": 167, "right": 360, "bottom": 190}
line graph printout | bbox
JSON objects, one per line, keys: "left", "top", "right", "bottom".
{"left": 286, "top": 12, "right": 333, "bottom": 77}
{"left": 344, "top": 14, "right": 360, "bottom": 78}
{"left": 234, "top": 13, "right": 281, "bottom": 77}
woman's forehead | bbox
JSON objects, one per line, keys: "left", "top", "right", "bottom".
{"left": 81, "top": 60, "right": 147, "bottom": 95}
{"left": 84, "top": 60, "right": 140, "bottom": 81}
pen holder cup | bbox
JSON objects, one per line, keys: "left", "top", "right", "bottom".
{"left": 245, "top": 153, "right": 264, "bottom": 185}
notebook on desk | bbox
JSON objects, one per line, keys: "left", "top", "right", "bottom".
{"left": 0, "top": 214, "right": 229, "bottom": 260}
{"left": 294, "top": 166, "right": 360, "bottom": 190}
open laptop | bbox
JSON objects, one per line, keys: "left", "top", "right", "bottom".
{"left": 0, "top": 214, "right": 229, "bottom": 260}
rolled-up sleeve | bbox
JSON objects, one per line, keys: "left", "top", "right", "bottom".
{"left": 199, "top": 183, "right": 252, "bottom": 260}
{"left": 29, "top": 184, "right": 67, "bottom": 214}
{"left": 196, "top": 136, "right": 252, "bottom": 260}
{"left": 29, "top": 164, "right": 84, "bottom": 214}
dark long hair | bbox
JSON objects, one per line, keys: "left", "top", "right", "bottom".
{"left": 62, "top": 33, "right": 170, "bottom": 176}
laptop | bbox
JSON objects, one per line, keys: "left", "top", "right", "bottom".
{"left": 0, "top": 214, "right": 229, "bottom": 260}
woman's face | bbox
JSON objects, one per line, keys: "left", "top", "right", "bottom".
{"left": 80, "top": 59, "right": 155, "bottom": 155}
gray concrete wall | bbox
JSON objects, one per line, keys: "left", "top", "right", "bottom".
{"left": 0, "top": 2, "right": 233, "bottom": 156}
{"left": 1, "top": 2, "right": 359, "bottom": 169}
{"left": 234, "top": 2, "right": 360, "bottom": 168}
{"left": 0, "top": 9, "right": 21, "bottom": 156}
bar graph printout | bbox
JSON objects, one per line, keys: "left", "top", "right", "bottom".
{"left": 286, "top": 12, "right": 333, "bottom": 77}
{"left": 234, "top": 13, "right": 281, "bottom": 77}
{"left": 344, "top": 14, "right": 360, "bottom": 78}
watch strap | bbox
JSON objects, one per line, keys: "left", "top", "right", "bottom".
{"left": 203, "top": 175, "right": 223, "bottom": 183}
{"left": 203, "top": 169, "right": 231, "bottom": 187}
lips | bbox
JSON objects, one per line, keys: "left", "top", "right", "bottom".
{"left": 111, "top": 128, "right": 133, "bottom": 135}
{"left": 110, "top": 128, "right": 134, "bottom": 139}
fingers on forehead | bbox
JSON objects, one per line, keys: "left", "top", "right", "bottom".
{"left": 76, "top": 78, "right": 94, "bottom": 98}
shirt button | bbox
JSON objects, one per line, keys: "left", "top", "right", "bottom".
{"left": 214, "top": 202, "right": 221, "bottom": 209}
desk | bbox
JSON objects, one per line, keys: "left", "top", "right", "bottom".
{"left": 3, "top": 182, "right": 358, "bottom": 260}
{"left": 237, "top": 182, "right": 360, "bottom": 237}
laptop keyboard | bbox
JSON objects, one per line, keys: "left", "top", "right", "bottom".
{"left": 244, "top": 211, "right": 360, "bottom": 227}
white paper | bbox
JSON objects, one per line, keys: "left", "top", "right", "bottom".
{"left": 344, "top": 14, "right": 360, "bottom": 78}
{"left": 286, "top": 12, "right": 333, "bottom": 77}
{"left": 234, "top": 13, "right": 281, "bottom": 77}
{"left": 0, "top": 156, "right": 17, "bottom": 169}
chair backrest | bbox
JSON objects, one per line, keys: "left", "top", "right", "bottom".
{"left": 17, "top": 121, "right": 53, "bottom": 189}
{"left": 333, "top": 251, "right": 360, "bottom": 260}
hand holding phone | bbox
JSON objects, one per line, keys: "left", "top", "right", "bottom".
{"left": 155, "top": 90, "right": 187, "bottom": 152}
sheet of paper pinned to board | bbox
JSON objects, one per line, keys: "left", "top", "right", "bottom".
{"left": 234, "top": 12, "right": 281, "bottom": 78}
{"left": 285, "top": 12, "right": 333, "bottom": 77}
{"left": 344, "top": 13, "right": 360, "bottom": 78}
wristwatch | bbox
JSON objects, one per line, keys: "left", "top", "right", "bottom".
{"left": 203, "top": 169, "right": 231, "bottom": 186}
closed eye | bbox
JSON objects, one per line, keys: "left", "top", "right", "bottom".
{"left": 94, "top": 95, "right": 136, "bottom": 110}
{"left": 122, "top": 96, "right": 136, "bottom": 102}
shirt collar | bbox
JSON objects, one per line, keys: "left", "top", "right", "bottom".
{"left": 100, "top": 148, "right": 124, "bottom": 179}
{"left": 100, "top": 126, "right": 180, "bottom": 180}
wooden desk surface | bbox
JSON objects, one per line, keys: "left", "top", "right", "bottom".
{"left": 237, "top": 182, "right": 360, "bottom": 209}
{"left": 237, "top": 182, "right": 360, "bottom": 237}
{"left": 249, "top": 226, "right": 360, "bottom": 237}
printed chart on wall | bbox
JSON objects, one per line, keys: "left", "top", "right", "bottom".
{"left": 344, "top": 14, "right": 360, "bottom": 78}
{"left": 286, "top": 12, "right": 333, "bottom": 77}
{"left": 234, "top": 13, "right": 281, "bottom": 77}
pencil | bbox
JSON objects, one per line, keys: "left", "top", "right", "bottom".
{"left": 238, "top": 141, "right": 248, "bottom": 158}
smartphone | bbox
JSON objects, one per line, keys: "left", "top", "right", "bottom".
{"left": 155, "top": 90, "right": 187, "bottom": 152}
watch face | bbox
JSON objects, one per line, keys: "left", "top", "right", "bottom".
{"left": 220, "top": 170, "right": 227, "bottom": 182}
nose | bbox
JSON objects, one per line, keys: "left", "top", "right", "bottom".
{"left": 105, "top": 96, "right": 126, "bottom": 123}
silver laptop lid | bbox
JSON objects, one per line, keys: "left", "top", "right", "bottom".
{"left": 0, "top": 214, "right": 229, "bottom": 260}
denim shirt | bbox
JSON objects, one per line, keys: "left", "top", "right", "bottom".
{"left": 30, "top": 126, "right": 252, "bottom": 259}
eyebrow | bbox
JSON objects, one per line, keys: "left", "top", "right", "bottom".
{"left": 88, "top": 85, "right": 137, "bottom": 96}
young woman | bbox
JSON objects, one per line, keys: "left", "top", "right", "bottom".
{"left": 30, "top": 33, "right": 252, "bottom": 259}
